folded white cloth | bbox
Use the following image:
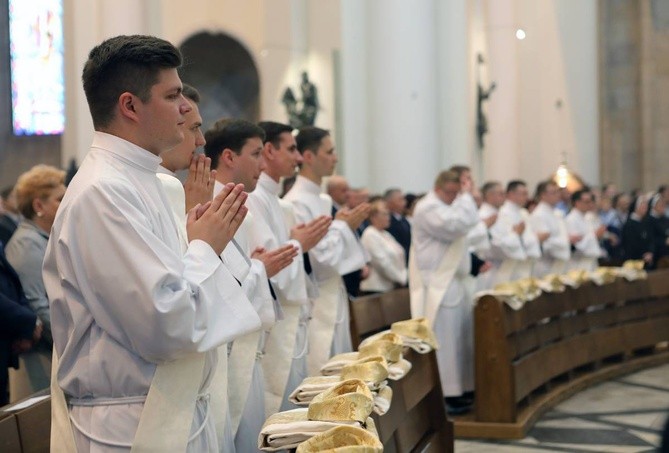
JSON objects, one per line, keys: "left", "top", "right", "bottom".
{"left": 289, "top": 376, "right": 392, "bottom": 416}
{"left": 258, "top": 408, "right": 364, "bottom": 451}
{"left": 320, "top": 352, "right": 360, "bottom": 376}
{"left": 387, "top": 357, "right": 412, "bottom": 380}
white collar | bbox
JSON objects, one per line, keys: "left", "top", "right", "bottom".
{"left": 91, "top": 131, "right": 162, "bottom": 173}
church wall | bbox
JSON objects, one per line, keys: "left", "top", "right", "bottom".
{"left": 484, "top": 0, "right": 598, "bottom": 192}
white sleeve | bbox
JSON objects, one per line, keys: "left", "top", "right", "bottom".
{"left": 416, "top": 193, "right": 479, "bottom": 243}
{"left": 490, "top": 213, "right": 526, "bottom": 260}
{"left": 290, "top": 199, "right": 366, "bottom": 275}
{"left": 54, "top": 180, "right": 261, "bottom": 364}
{"left": 361, "top": 231, "right": 407, "bottom": 285}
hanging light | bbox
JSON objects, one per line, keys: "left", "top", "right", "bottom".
{"left": 556, "top": 162, "right": 569, "bottom": 188}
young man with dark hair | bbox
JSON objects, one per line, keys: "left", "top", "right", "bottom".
{"left": 43, "top": 35, "right": 261, "bottom": 452}
{"left": 284, "top": 126, "right": 369, "bottom": 375}
{"left": 204, "top": 118, "right": 301, "bottom": 450}
{"left": 244, "top": 121, "right": 330, "bottom": 434}
{"left": 156, "top": 83, "right": 212, "bottom": 250}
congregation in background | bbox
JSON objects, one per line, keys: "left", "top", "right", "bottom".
{"left": 1, "top": 33, "right": 669, "bottom": 452}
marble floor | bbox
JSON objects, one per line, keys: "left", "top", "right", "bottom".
{"left": 455, "top": 363, "right": 669, "bottom": 452}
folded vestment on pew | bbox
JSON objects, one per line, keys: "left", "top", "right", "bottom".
{"left": 391, "top": 317, "right": 439, "bottom": 352}
{"left": 260, "top": 379, "right": 377, "bottom": 451}
{"left": 321, "top": 352, "right": 360, "bottom": 376}
{"left": 536, "top": 273, "right": 566, "bottom": 293}
{"left": 308, "top": 379, "right": 374, "bottom": 422}
{"left": 560, "top": 269, "right": 591, "bottom": 288}
{"left": 358, "top": 332, "right": 403, "bottom": 363}
{"left": 295, "top": 424, "right": 383, "bottom": 453}
{"left": 619, "top": 260, "right": 647, "bottom": 281}
{"left": 258, "top": 409, "right": 364, "bottom": 451}
{"left": 289, "top": 376, "right": 393, "bottom": 415}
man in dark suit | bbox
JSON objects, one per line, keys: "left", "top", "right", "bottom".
{"left": 0, "top": 242, "right": 40, "bottom": 406}
{"left": 0, "top": 187, "right": 20, "bottom": 246}
{"left": 384, "top": 188, "right": 412, "bottom": 265}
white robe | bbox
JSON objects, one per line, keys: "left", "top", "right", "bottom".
{"left": 565, "top": 209, "right": 603, "bottom": 271}
{"left": 283, "top": 175, "right": 366, "bottom": 375}
{"left": 213, "top": 180, "right": 276, "bottom": 452}
{"left": 245, "top": 172, "right": 311, "bottom": 418}
{"left": 411, "top": 191, "right": 479, "bottom": 396}
{"left": 486, "top": 201, "right": 541, "bottom": 285}
{"left": 43, "top": 132, "right": 261, "bottom": 452}
{"left": 360, "top": 226, "right": 407, "bottom": 292}
{"left": 529, "top": 201, "right": 571, "bottom": 277}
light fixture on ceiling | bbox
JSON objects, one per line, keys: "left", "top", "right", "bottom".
{"left": 516, "top": 28, "right": 526, "bottom": 40}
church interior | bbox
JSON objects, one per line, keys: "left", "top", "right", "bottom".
{"left": 0, "top": 0, "right": 668, "bottom": 452}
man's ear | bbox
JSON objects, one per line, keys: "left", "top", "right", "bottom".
{"left": 302, "top": 149, "right": 314, "bottom": 165}
{"left": 221, "top": 148, "right": 236, "bottom": 168}
{"left": 262, "top": 142, "right": 274, "bottom": 161}
{"left": 118, "top": 92, "right": 140, "bottom": 122}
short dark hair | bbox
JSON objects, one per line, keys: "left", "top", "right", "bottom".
{"left": 506, "top": 180, "right": 526, "bottom": 194}
{"left": 295, "top": 127, "right": 330, "bottom": 155}
{"left": 0, "top": 186, "right": 13, "bottom": 201}
{"left": 258, "top": 121, "right": 293, "bottom": 147}
{"left": 82, "top": 35, "right": 182, "bottom": 129}
{"left": 203, "top": 118, "right": 266, "bottom": 169}
{"left": 535, "top": 180, "right": 557, "bottom": 198}
{"left": 181, "top": 83, "right": 200, "bottom": 103}
{"left": 571, "top": 189, "right": 591, "bottom": 205}
{"left": 481, "top": 181, "right": 501, "bottom": 197}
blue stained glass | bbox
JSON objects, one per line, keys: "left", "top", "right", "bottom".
{"left": 9, "top": 0, "right": 65, "bottom": 136}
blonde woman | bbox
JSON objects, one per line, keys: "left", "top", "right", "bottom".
{"left": 6, "top": 164, "right": 66, "bottom": 399}
{"left": 360, "top": 200, "right": 408, "bottom": 293}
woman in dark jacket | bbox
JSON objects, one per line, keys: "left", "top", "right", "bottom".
{"left": 0, "top": 243, "right": 39, "bottom": 406}
{"left": 646, "top": 193, "right": 669, "bottom": 268}
{"left": 622, "top": 195, "right": 654, "bottom": 269}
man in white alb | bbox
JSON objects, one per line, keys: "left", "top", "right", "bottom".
{"left": 203, "top": 118, "right": 299, "bottom": 451}
{"left": 245, "top": 121, "right": 331, "bottom": 417}
{"left": 487, "top": 180, "right": 544, "bottom": 285}
{"left": 565, "top": 189, "right": 605, "bottom": 271}
{"left": 529, "top": 180, "right": 578, "bottom": 277}
{"left": 42, "top": 35, "right": 261, "bottom": 452}
{"left": 156, "top": 83, "right": 211, "bottom": 252}
{"left": 410, "top": 170, "right": 479, "bottom": 414}
{"left": 283, "top": 127, "right": 368, "bottom": 375}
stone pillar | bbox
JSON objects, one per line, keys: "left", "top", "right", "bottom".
{"left": 340, "top": 0, "right": 442, "bottom": 193}
{"left": 484, "top": 0, "right": 521, "bottom": 185}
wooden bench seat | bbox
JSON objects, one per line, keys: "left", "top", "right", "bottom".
{"left": 454, "top": 269, "right": 669, "bottom": 439}
{"left": 350, "top": 289, "right": 454, "bottom": 452}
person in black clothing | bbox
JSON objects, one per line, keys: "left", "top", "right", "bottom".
{"left": 384, "top": 188, "right": 412, "bottom": 265}
{"left": 646, "top": 193, "right": 669, "bottom": 268}
{"left": 622, "top": 195, "right": 654, "bottom": 269}
{"left": 0, "top": 186, "right": 20, "bottom": 246}
{"left": 0, "top": 242, "right": 40, "bottom": 406}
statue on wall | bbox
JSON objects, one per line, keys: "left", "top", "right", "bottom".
{"left": 282, "top": 71, "right": 319, "bottom": 128}
{"left": 476, "top": 53, "right": 496, "bottom": 149}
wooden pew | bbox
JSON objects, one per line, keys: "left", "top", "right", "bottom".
{"left": 0, "top": 389, "right": 50, "bottom": 452}
{"left": 349, "top": 289, "right": 454, "bottom": 452}
{"left": 454, "top": 270, "right": 669, "bottom": 439}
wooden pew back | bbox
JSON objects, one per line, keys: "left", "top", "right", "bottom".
{"left": 349, "top": 289, "right": 453, "bottom": 452}
{"left": 474, "top": 270, "right": 669, "bottom": 428}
